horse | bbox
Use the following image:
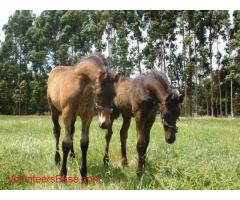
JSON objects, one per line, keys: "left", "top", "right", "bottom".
{"left": 102, "top": 71, "right": 184, "bottom": 177}
{"left": 47, "top": 53, "right": 120, "bottom": 180}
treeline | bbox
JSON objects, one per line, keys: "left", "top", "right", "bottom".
{"left": 0, "top": 10, "right": 240, "bottom": 116}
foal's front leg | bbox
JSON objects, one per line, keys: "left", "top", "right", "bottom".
{"left": 70, "top": 145, "right": 75, "bottom": 159}
{"left": 135, "top": 111, "right": 147, "bottom": 178}
{"left": 103, "top": 110, "right": 119, "bottom": 166}
{"left": 120, "top": 116, "right": 131, "bottom": 166}
{"left": 103, "top": 121, "right": 113, "bottom": 166}
{"left": 80, "top": 116, "right": 92, "bottom": 182}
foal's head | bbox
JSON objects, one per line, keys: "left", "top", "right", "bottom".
{"left": 161, "top": 92, "right": 184, "bottom": 144}
{"left": 94, "top": 70, "right": 120, "bottom": 129}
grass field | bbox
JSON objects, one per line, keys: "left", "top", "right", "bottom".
{"left": 0, "top": 115, "right": 240, "bottom": 189}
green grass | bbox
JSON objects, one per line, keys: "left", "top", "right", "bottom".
{"left": 0, "top": 115, "right": 240, "bottom": 189}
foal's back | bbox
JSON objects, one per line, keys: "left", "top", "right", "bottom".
{"left": 114, "top": 72, "right": 163, "bottom": 114}
{"left": 47, "top": 65, "right": 94, "bottom": 115}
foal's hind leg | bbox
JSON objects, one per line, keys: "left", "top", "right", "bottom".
{"left": 51, "top": 106, "right": 61, "bottom": 166}
{"left": 60, "top": 108, "right": 76, "bottom": 177}
{"left": 120, "top": 116, "right": 131, "bottom": 166}
{"left": 136, "top": 111, "right": 156, "bottom": 177}
{"left": 70, "top": 121, "right": 76, "bottom": 159}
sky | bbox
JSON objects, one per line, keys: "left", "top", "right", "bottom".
{"left": 0, "top": 9, "right": 14, "bottom": 40}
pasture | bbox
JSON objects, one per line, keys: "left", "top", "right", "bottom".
{"left": 0, "top": 115, "right": 240, "bottom": 189}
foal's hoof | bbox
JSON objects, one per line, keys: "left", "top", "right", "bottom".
{"left": 70, "top": 152, "right": 76, "bottom": 160}
{"left": 81, "top": 177, "right": 88, "bottom": 184}
{"left": 55, "top": 152, "right": 61, "bottom": 166}
{"left": 122, "top": 158, "right": 128, "bottom": 167}
{"left": 80, "top": 168, "right": 88, "bottom": 184}
{"left": 59, "top": 171, "right": 67, "bottom": 182}
{"left": 103, "top": 156, "right": 110, "bottom": 166}
{"left": 136, "top": 169, "right": 143, "bottom": 179}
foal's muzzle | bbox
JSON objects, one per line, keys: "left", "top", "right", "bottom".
{"left": 96, "top": 104, "right": 112, "bottom": 129}
{"left": 99, "top": 122, "right": 108, "bottom": 129}
{"left": 165, "top": 133, "right": 176, "bottom": 144}
{"left": 162, "top": 119, "right": 177, "bottom": 144}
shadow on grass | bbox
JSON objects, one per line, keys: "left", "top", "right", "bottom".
{"left": 88, "top": 164, "right": 128, "bottom": 183}
{"left": 86, "top": 160, "right": 162, "bottom": 189}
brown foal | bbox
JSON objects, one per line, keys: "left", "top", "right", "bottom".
{"left": 47, "top": 53, "right": 120, "bottom": 180}
{"left": 102, "top": 71, "right": 184, "bottom": 177}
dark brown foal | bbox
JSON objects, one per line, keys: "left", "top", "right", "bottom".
{"left": 102, "top": 71, "right": 184, "bottom": 177}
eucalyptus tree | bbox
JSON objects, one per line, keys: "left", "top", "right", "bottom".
{"left": 2, "top": 10, "right": 35, "bottom": 114}
{"left": 25, "top": 18, "right": 49, "bottom": 114}
{"left": 178, "top": 10, "right": 196, "bottom": 116}
{"left": 204, "top": 11, "right": 229, "bottom": 116}
{"left": 178, "top": 11, "right": 188, "bottom": 115}
{"left": 37, "top": 11, "right": 65, "bottom": 66}
{"left": 127, "top": 11, "right": 145, "bottom": 75}
{"left": 204, "top": 11, "right": 216, "bottom": 116}
{"left": 102, "top": 11, "right": 132, "bottom": 76}
{"left": 100, "top": 10, "right": 119, "bottom": 68}
{"left": 225, "top": 10, "right": 240, "bottom": 116}
{"left": 215, "top": 11, "right": 230, "bottom": 116}
{"left": 144, "top": 11, "right": 178, "bottom": 72}
{"left": 88, "top": 11, "right": 107, "bottom": 53}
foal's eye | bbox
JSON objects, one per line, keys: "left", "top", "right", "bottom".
{"left": 97, "top": 93, "right": 102, "bottom": 98}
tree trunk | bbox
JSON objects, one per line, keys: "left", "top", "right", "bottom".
{"left": 163, "top": 39, "right": 166, "bottom": 73}
{"left": 188, "top": 28, "right": 192, "bottom": 117}
{"left": 225, "top": 86, "right": 228, "bottom": 116}
{"left": 137, "top": 40, "right": 142, "bottom": 75}
{"left": 18, "top": 42, "right": 22, "bottom": 116}
{"left": 231, "top": 78, "right": 234, "bottom": 117}
{"left": 108, "top": 26, "right": 112, "bottom": 67}
{"left": 209, "top": 27, "right": 214, "bottom": 117}
{"left": 160, "top": 10, "right": 165, "bottom": 72}
{"left": 182, "top": 26, "right": 187, "bottom": 116}
{"left": 18, "top": 102, "right": 21, "bottom": 116}
{"left": 194, "top": 32, "right": 198, "bottom": 116}
{"left": 219, "top": 82, "right": 222, "bottom": 116}
{"left": 217, "top": 40, "right": 222, "bottom": 116}
{"left": 206, "top": 92, "right": 209, "bottom": 116}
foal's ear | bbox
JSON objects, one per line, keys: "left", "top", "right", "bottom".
{"left": 164, "top": 93, "right": 175, "bottom": 104}
{"left": 97, "top": 70, "right": 107, "bottom": 83}
{"left": 177, "top": 94, "right": 185, "bottom": 103}
{"left": 165, "top": 93, "right": 184, "bottom": 104}
{"left": 112, "top": 72, "right": 121, "bottom": 82}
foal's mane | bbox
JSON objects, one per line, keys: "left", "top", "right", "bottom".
{"left": 78, "top": 53, "right": 109, "bottom": 68}
{"left": 143, "top": 71, "right": 178, "bottom": 95}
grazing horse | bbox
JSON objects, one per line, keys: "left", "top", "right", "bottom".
{"left": 102, "top": 71, "right": 184, "bottom": 177}
{"left": 47, "top": 54, "right": 120, "bottom": 179}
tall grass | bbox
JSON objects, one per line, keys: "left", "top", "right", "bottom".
{"left": 0, "top": 115, "right": 240, "bottom": 189}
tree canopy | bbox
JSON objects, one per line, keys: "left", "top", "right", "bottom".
{"left": 0, "top": 10, "right": 240, "bottom": 116}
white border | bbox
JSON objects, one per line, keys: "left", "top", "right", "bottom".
{"left": 0, "top": 0, "right": 240, "bottom": 10}
{"left": 1, "top": 0, "right": 240, "bottom": 198}
{"left": 1, "top": 190, "right": 240, "bottom": 200}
